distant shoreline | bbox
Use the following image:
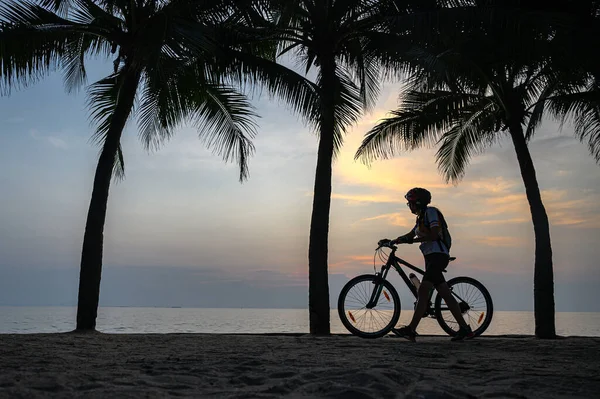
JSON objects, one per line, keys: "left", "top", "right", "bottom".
{"left": 1, "top": 305, "right": 598, "bottom": 312}
{"left": 1, "top": 332, "right": 599, "bottom": 338}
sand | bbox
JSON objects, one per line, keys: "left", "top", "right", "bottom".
{"left": 0, "top": 333, "right": 598, "bottom": 398}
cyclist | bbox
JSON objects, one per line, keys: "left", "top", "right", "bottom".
{"left": 382, "top": 187, "right": 474, "bottom": 342}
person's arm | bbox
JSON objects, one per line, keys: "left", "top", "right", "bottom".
{"left": 390, "top": 230, "right": 416, "bottom": 244}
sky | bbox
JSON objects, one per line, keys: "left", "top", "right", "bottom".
{"left": 1, "top": 58, "right": 599, "bottom": 312}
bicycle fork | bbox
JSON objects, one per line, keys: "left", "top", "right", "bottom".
{"left": 366, "top": 266, "right": 390, "bottom": 309}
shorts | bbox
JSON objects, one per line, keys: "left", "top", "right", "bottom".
{"left": 422, "top": 253, "right": 449, "bottom": 286}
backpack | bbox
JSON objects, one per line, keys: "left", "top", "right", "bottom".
{"left": 423, "top": 207, "right": 452, "bottom": 252}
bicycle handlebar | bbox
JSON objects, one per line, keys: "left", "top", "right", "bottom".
{"left": 376, "top": 240, "right": 398, "bottom": 251}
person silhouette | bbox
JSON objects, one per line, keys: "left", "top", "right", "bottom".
{"left": 384, "top": 187, "right": 473, "bottom": 341}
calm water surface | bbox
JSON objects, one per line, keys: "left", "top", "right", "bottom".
{"left": 1, "top": 307, "right": 599, "bottom": 336}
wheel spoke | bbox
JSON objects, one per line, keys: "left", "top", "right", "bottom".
{"left": 435, "top": 278, "right": 493, "bottom": 337}
{"left": 339, "top": 276, "right": 401, "bottom": 337}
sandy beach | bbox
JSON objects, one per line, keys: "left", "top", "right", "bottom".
{"left": 0, "top": 333, "right": 598, "bottom": 398}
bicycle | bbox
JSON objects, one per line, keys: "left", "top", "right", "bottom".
{"left": 337, "top": 240, "right": 494, "bottom": 339}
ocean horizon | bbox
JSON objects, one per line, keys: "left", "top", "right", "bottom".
{"left": 1, "top": 306, "right": 599, "bottom": 337}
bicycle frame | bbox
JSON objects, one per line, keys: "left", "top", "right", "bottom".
{"left": 366, "top": 245, "right": 438, "bottom": 309}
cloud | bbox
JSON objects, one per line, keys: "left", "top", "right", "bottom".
{"left": 496, "top": 189, "right": 600, "bottom": 229}
{"left": 480, "top": 218, "right": 529, "bottom": 225}
{"left": 331, "top": 192, "right": 398, "bottom": 205}
{"left": 545, "top": 194, "right": 600, "bottom": 228}
{"left": 334, "top": 148, "right": 451, "bottom": 195}
{"left": 29, "top": 129, "right": 69, "bottom": 150}
{"left": 463, "top": 177, "right": 521, "bottom": 197}
{"left": 445, "top": 187, "right": 600, "bottom": 229}
{"left": 6, "top": 116, "right": 24, "bottom": 124}
{"left": 47, "top": 137, "right": 68, "bottom": 149}
{"left": 555, "top": 170, "right": 571, "bottom": 177}
{"left": 329, "top": 254, "right": 375, "bottom": 272}
{"left": 475, "top": 236, "right": 524, "bottom": 247}
{"left": 29, "top": 129, "right": 40, "bottom": 139}
{"left": 479, "top": 193, "right": 530, "bottom": 215}
{"left": 353, "top": 212, "right": 413, "bottom": 227}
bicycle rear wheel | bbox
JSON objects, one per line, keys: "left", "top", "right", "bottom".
{"left": 434, "top": 276, "right": 493, "bottom": 337}
{"left": 337, "top": 274, "right": 401, "bottom": 338}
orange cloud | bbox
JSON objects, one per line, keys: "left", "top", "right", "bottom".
{"left": 332, "top": 103, "right": 452, "bottom": 196}
{"left": 484, "top": 193, "right": 528, "bottom": 209}
{"left": 463, "top": 177, "right": 520, "bottom": 196}
{"left": 452, "top": 188, "right": 595, "bottom": 227}
{"left": 542, "top": 190, "right": 600, "bottom": 228}
{"left": 354, "top": 212, "right": 413, "bottom": 227}
{"left": 329, "top": 254, "right": 376, "bottom": 272}
{"left": 331, "top": 193, "right": 398, "bottom": 204}
{"left": 480, "top": 218, "right": 530, "bottom": 225}
{"left": 348, "top": 255, "right": 373, "bottom": 264}
{"left": 475, "top": 236, "right": 524, "bottom": 247}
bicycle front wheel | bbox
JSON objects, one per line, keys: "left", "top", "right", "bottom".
{"left": 435, "top": 276, "right": 494, "bottom": 337}
{"left": 337, "top": 274, "right": 401, "bottom": 338}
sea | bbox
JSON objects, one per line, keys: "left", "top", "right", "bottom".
{"left": 1, "top": 307, "right": 599, "bottom": 336}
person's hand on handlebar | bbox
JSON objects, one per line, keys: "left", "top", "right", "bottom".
{"left": 378, "top": 235, "right": 415, "bottom": 248}
{"left": 377, "top": 238, "right": 392, "bottom": 247}
{"left": 390, "top": 236, "right": 414, "bottom": 245}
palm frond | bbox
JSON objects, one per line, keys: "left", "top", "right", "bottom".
{"left": 87, "top": 70, "right": 138, "bottom": 181}
{"left": 341, "top": 37, "right": 381, "bottom": 112}
{"left": 525, "top": 93, "right": 548, "bottom": 142}
{"left": 330, "top": 66, "right": 364, "bottom": 157}
{"left": 136, "top": 54, "right": 196, "bottom": 152}
{"left": 217, "top": 48, "right": 320, "bottom": 128}
{"left": 38, "top": 0, "right": 74, "bottom": 16}
{"left": 87, "top": 73, "right": 121, "bottom": 146}
{"left": 158, "top": 13, "right": 222, "bottom": 57}
{"left": 190, "top": 84, "right": 258, "bottom": 182}
{"left": 524, "top": 66, "right": 568, "bottom": 141}
{"left": 0, "top": 0, "right": 116, "bottom": 94}
{"left": 261, "top": 0, "right": 387, "bottom": 140}
{"left": 574, "top": 101, "right": 600, "bottom": 163}
{"left": 435, "top": 100, "right": 502, "bottom": 182}
{"left": 142, "top": 51, "right": 259, "bottom": 182}
{"left": 62, "top": 31, "right": 112, "bottom": 93}
{"left": 113, "top": 144, "right": 125, "bottom": 180}
{"left": 355, "top": 89, "right": 493, "bottom": 164}
{"left": 137, "top": 75, "right": 177, "bottom": 153}
{"left": 0, "top": 1, "right": 71, "bottom": 92}
{"left": 548, "top": 84, "right": 600, "bottom": 163}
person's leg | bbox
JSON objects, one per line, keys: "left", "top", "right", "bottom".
{"left": 421, "top": 253, "right": 463, "bottom": 329}
{"left": 429, "top": 254, "right": 474, "bottom": 340}
{"left": 407, "top": 280, "right": 433, "bottom": 331}
{"left": 392, "top": 255, "right": 438, "bottom": 341}
{"left": 391, "top": 256, "right": 436, "bottom": 341}
{"left": 435, "top": 282, "right": 469, "bottom": 330}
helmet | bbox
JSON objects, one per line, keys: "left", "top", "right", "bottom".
{"left": 405, "top": 187, "right": 431, "bottom": 208}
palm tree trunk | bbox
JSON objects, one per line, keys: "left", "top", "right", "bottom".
{"left": 76, "top": 71, "right": 140, "bottom": 331}
{"left": 509, "top": 122, "right": 556, "bottom": 339}
{"left": 308, "top": 57, "right": 336, "bottom": 335}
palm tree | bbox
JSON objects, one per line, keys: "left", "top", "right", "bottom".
{"left": 355, "top": 12, "right": 562, "bottom": 337}
{"left": 0, "top": 0, "right": 316, "bottom": 331}
{"left": 541, "top": 78, "right": 600, "bottom": 164}
{"left": 259, "top": 0, "right": 398, "bottom": 334}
